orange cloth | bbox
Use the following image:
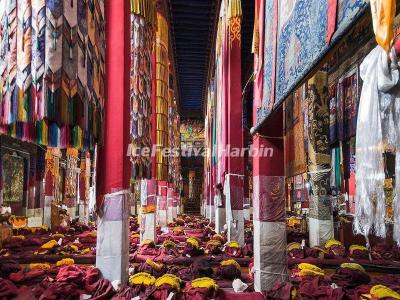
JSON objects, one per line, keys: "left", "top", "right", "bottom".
{"left": 371, "top": 0, "right": 396, "bottom": 52}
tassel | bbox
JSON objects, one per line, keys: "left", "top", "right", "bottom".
{"left": 53, "top": 20, "right": 59, "bottom": 50}
{"left": 395, "top": 150, "right": 400, "bottom": 245}
{"left": 131, "top": 0, "right": 156, "bottom": 26}
{"left": 68, "top": 97, "right": 74, "bottom": 125}
{"left": 49, "top": 123, "right": 60, "bottom": 147}
{"left": 11, "top": 87, "right": 18, "bottom": 124}
{"left": 16, "top": 122, "right": 23, "bottom": 139}
{"left": 22, "top": 122, "right": 28, "bottom": 141}
{"left": 73, "top": 126, "right": 77, "bottom": 148}
{"left": 60, "top": 125, "right": 67, "bottom": 148}
{"left": 228, "top": 0, "right": 242, "bottom": 19}
{"left": 37, "top": 120, "right": 42, "bottom": 144}
{"left": 10, "top": 122, "right": 16, "bottom": 138}
{"left": 42, "top": 120, "right": 48, "bottom": 146}
{"left": 67, "top": 147, "right": 78, "bottom": 157}
{"left": 47, "top": 88, "right": 55, "bottom": 121}
{"left": 70, "top": 29, "right": 73, "bottom": 59}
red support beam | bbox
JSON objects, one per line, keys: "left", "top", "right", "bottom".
{"left": 97, "top": 0, "right": 131, "bottom": 201}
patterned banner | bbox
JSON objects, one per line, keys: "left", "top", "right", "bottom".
{"left": 130, "top": 8, "right": 154, "bottom": 179}
{"left": 307, "top": 71, "right": 332, "bottom": 220}
{"left": 155, "top": 13, "right": 169, "bottom": 181}
{"left": 0, "top": 0, "right": 105, "bottom": 150}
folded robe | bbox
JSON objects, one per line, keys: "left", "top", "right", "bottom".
{"left": 182, "top": 284, "right": 217, "bottom": 300}
{"left": 56, "top": 265, "right": 84, "bottom": 284}
{"left": 216, "top": 264, "right": 241, "bottom": 281}
{"left": 40, "top": 282, "right": 81, "bottom": 300}
{"left": 288, "top": 248, "right": 305, "bottom": 259}
{"left": 0, "top": 278, "right": 18, "bottom": 298}
{"left": 2, "top": 237, "right": 23, "bottom": 249}
{"left": 330, "top": 267, "right": 371, "bottom": 289}
{"left": 84, "top": 267, "right": 101, "bottom": 286}
{"left": 112, "top": 286, "right": 142, "bottom": 299}
{"left": 242, "top": 243, "right": 253, "bottom": 257}
{"left": 138, "top": 261, "right": 167, "bottom": 277}
{"left": 0, "top": 260, "right": 20, "bottom": 278}
{"left": 205, "top": 243, "right": 222, "bottom": 255}
{"left": 147, "top": 283, "right": 179, "bottom": 300}
{"left": 299, "top": 276, "right": 345, "bottom": 300}
{"left": 182, "top": 243, "right": 204, "bottom": 257}
{"left": 325, "top": 244, "right": 346, "bottom": 258}
{"left": 224, "top": 246, "right": 243, "bottom": 258}
{"left": 21, "top": 237, "right": 42, "bottom": 247}
{"left": 87, "top": 278, "right": 116, "bottom": 300}
{"left": 138, "top": 244, "right": 160, "bottom": 256}
{"left": 350, "top": 249, "right": 369, "bottom": 260}
{"left": 371, "top": 274, "right": 400, "bottom": 293}
{"left": 372, "top": 243, "right": 393, "bottom": 260}
{"left": 265, "top": 281, "right": 295, "bottom": 300}
{"left": 9, "top": 269, "right": 46, "bottom": 284}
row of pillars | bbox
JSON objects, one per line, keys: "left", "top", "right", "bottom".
{"left": 95, "top": 0, "right": 334, "bottom": 292}
{"left": 95, "top": 179, "right": 181, "bottom": 284}
{"left": 140, "top": 180, "right": 181, "bottom": 242}
{"left": 204, "top": 71, "right": 333, "bottom": 292}
{"left": 94, "top": 0, "right": 183, "bottom": 285}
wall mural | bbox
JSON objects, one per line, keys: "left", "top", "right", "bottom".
{"left": 2, "top": 153, "right": 24, "bottom": 203}
{"left": 180, "top": 120, "right": 205, "bottom": 141}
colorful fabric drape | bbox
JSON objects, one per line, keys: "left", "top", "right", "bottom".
{"left": 307, "top": 71, "right": 331, "bottom": 221}
{"left": 45, "top": 147, "right": 61, "bottom": 203}
{"left": 130, "top": 0, "right": 155, "bottom": 180}
{"left": 252, "top": 0, "right": 265, "bottom": 120}
{"left": 32, "top": 0, "right": 46, "bottom": 121}
{"left": 65, "top": 148, "right": 78, "bottom": 200}
{"left": 0, "top": 0, "right": 105, "bottom": 150}
{"left": 167, "top": 83, "right": 181, "bottom": 190}
{"left": 16, "top": 0, "right": 32, "bottom": 123}
{"left": 168, "top": 89, "right": 174, "bottom": 182}
{"left": 155, "top": 13, "right": 169, "bottom": 181}
{"left": 370, "top": 0, "right": 396, "bottom": 52}
{"left": 0, "top": 0, "right": 18, "bottom": 125}
{"left": 326, "top": 0, "right": 338, "bottom": 44}
{"left": 284, "top": 85, "right": 307, "bottom": 178}
{"left": 329, "top": 81, "right": 338, "bottom": 144}
{"left": 329, "top": 68, "right": 359, "bottom": 144}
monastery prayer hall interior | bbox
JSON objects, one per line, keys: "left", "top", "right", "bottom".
{"left": 2, "top": 0, "right": 400, "bottom": 299}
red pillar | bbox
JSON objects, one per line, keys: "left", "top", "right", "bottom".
{"left": 97, "top": 0, "right": 131, "bottom": 200}
{"left": 252, "top": 107, "right": 287, "bottom": 291}
{"left": 95, "top": 0, "right": 130, "bottom": 284}
{"left": 225, "top": 1, "right": 244, "bottom": 244}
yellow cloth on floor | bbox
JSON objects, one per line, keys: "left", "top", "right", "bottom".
{"left": 155, "top": 274, "right": 181, "bottom": 291}
{"left": 370, "top": 285, "right": 400, "bottom": 299}
{"left": 56, "top": 258, "right": 75, "bottom": 267}
{"left": 129, "top": 272, "right": 156, "bottom": 286}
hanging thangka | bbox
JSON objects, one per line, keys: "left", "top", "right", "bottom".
{"left": 329, "top": 67, "right": 359, "bottom": 144}
{"left": 45, "top": 147, "right": 62, "bottom": 204}
{"left": 284, "top": 85, "right": 307, "bottom": 178}
{"left": 65, "top": 148, "right": 79, "bottom": 199}
{"left": 0, "top": 0, "right": 105, "bottom": 150}
{"left": 130, "top": 0, "right": 155, "bottom": 179}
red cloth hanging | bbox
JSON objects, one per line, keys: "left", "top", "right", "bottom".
{"left": 326, "top": 0, "right": 338, "bottom": 44}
